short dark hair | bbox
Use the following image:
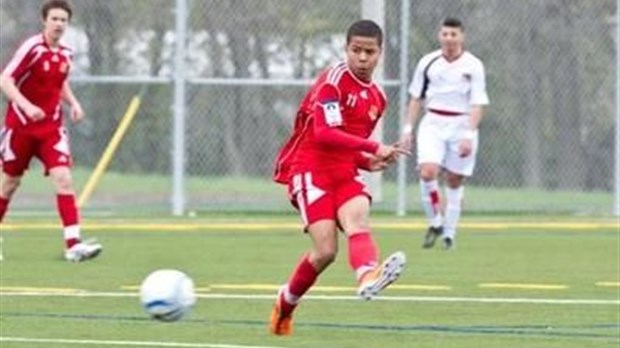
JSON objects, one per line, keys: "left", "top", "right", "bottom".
{"left": 442, "top": 17, "right": 464, "bottom": 31}
{"left": 346, "top": 20, "right": 383, "bottom": 47}
{"left": 41, "top": 0, "right": 73, "bottom": 20}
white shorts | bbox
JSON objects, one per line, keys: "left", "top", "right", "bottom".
{"left": 416, "top": 113, "right": 478, "bottom": 176}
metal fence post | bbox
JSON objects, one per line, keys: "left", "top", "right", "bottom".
{"left": 614, "top": 0, "right": 619, "bottom": 216}
{"left": 397, "top": 0, "right": 411, "bottom": 216}
{"left": 172, "top": 0, "right": 187, "bottom": 216}
{"left": 362, "top": 0, "right": 385, "bottom": 202}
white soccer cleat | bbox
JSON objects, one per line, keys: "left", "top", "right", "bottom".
{"left": 65, "top": 240, "right": 103, "bottom": 262}
{"left": 357, "top": 251, "right": 406, "bottom": 300}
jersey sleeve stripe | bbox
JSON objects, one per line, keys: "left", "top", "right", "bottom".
{"left": 420, "top": 54, "right": 442, "bottom": 99}
{"left": 1, "top": 35, "right": 43, "bottom": 77}
{"left": 327, "top": 62, "right": 347, "bottom": 85}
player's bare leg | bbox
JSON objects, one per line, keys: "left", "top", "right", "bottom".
{"left": 49, "top": 166, "right": 102, "bottom": 262}
{"left": 270, "top": 220, "right": 336, "bottom": 336}
{"left": 0, "top": 173, "right": 22, "bottom": 261}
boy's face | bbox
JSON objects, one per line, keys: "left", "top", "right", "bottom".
{"left": 43, "top": 8, "right": 70, "bottom": 42}
{"left": 346, "top": 36, "right": 382, "bottom": 81}
{"left": 438, "top": 26, "right": 464, "bottom": 53}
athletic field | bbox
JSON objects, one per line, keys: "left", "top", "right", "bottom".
{"left": 0, "top": 215, "right": 618, "bottom": 348}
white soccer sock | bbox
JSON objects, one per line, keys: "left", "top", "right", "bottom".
{"left": 64, "top": 225, "right": 80, "bottom": 241}
{"left": 420, "top": 180, "right": 442, "bottom": 228}
{"left": 444, "top": 186, "right": 464, "bottom": 239}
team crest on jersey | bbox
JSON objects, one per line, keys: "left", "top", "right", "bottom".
{"left": 368, "top": 105, "right": 379, "bottom": 121}
{"left": 52, "top": 54, "right": 60, "bottom": 62}
{"left": 360, "top": 90, "right": 368, "bottom": 99}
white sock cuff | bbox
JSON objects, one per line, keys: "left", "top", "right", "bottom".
{"left": 64, "top": 225, "right": 81, "bottom": 240}
{"left": 445, "top": 186, "right": 464, "bottom": 205}
{"left": 355, "top": 265, "right": 376, "bottom": 282}
{"left": 420, "top": 180, "right": 440, "bottom": 194}
{"left": 282, "top": 285, "right": 301, "bottom": 305}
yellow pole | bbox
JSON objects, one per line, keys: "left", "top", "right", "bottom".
{"left": 78, "top": 94, "right": 142, "bottom": 207}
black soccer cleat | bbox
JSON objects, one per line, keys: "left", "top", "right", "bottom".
{"left": 442, "top": 237, "right": 455, "bottom": 251}
{"left": 422, "top": 226, "right": 443, "bottom": 249}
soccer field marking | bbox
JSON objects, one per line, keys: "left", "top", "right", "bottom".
{"left": 125, "top": 283, "right": 453, "bottom": 292}
{"left": 0, "top": 286, "right": 86, "bottom": 293}
{"left": 1, "top": 221, "right": 618, "bottom": 231}
{"left": 2, "top": 315, "right": 619, "bottom": 342}
{"left": 596, "top": 281, "right": 620, "bottom": 288}
{"left": 1, "top": 289, "right": 618, "bottom": 305}
{"left": 0, "top": 337, "right": 288, "bottom": 348}
{"left": 479, "top": 283, "right": 569, "bottom": 290}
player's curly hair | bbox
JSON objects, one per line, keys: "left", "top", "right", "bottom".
{"left": 346, "top": 20, "right": 383, "bottom": 47}
{"left": 41, "top": 0, "right": 72, "bottom": 20}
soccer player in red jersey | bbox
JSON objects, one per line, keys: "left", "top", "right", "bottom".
{"left": 0, "top": 0, "right": 102, "bottom": 262}
{"left": 270, "top": 20, "right": 409, "bottom": 336}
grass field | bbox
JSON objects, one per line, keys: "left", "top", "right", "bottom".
{"left": 0, "top": 215, "right": 619, "bottom": 348}
{"left": 12, "top": 166, "right": 615, "bottom": 214}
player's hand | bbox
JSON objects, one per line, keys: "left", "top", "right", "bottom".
{"left": 366, "top": 154, "right": 391, "bottom": 172}
{"left": 69, "top": 102, "right": 84, "bottom": 123}
{"left": 375, "top": 143, "right": 411, "bottom": 160}
{"left": 400, "top": 132, "right": 415, "bottom": 152}
{"left": 458, "top": 139, "right": 473, "bottom": 158}
{"left": 23, "top": 103, "right": 45, "bottom": 121}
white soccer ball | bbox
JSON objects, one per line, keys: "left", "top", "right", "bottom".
{"left": 139, "top": 269, "right": 196, "bottom": 322}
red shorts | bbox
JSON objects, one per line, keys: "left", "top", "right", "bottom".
{"left": 0, "top": 126, "right": 73, "bottom": 176}
{"left": 287, "top": 168, "right": 371, "bottom": 228}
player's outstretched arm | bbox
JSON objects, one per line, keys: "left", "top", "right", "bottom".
{"left": 312, "top": 83, "right": 379, "bottom": 153}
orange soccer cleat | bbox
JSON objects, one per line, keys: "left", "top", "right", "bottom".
{"left": 357, "top": 251, "right": 406, "bottom": 300}
{"left": 269, "top": 298, "right": 294, "bottom": 336}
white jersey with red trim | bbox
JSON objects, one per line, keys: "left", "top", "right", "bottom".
{"left": 408, "top": 50, "right": 488, "bottom": 114}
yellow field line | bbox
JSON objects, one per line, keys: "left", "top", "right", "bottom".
{"left": 479, "top": 283, "right": 569, "bottom": 290}
{"left": 0, "top": 286, "right": 85, "bottom": 293}
{"left": 121, "top": 283, "right": 452, "bottom": 292}
{"left": 5, "top": 282, "right": 617, "bottom": 295}
{"left": 1, "top": 221, "right": 618, "bottom": 231}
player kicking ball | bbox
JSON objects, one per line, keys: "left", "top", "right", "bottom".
{"left": 270, "top": 20, "right": 409, "bottom": 336}
{"left": 0, "top": 0, "right": 102, "bottom": 262}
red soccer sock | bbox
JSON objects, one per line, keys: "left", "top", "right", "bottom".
{"left": 0, "top": 197, "right": 9, "bottom": 222}
{"left": 281, "top": 255, "right": 318, "bottom": 317}
{"left": 56, "top": 194, "right": 80, "bottom": 248}
{"left": 348, "top": 231, "right": 379, "bottom": 281}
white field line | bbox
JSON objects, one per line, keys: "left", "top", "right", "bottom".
{"left": 1, "top": 290, "right": 618, "bottom": 305}
{"left": 0, "top": 337, "right": 287, "bottom": 348}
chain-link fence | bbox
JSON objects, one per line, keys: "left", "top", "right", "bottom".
{"left": 0, "top": 0, "right": 618, "bottom": 216}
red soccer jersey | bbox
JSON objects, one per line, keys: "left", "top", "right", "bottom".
{"left": 274, "top": 61, "right": 387, "bottom": 184}
{"left": 2, "top": 33, "right": 72, "bottom": 131}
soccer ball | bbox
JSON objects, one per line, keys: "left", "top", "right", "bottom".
{"left": 139, "top": 269, "right": 196, "bottom": 322}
